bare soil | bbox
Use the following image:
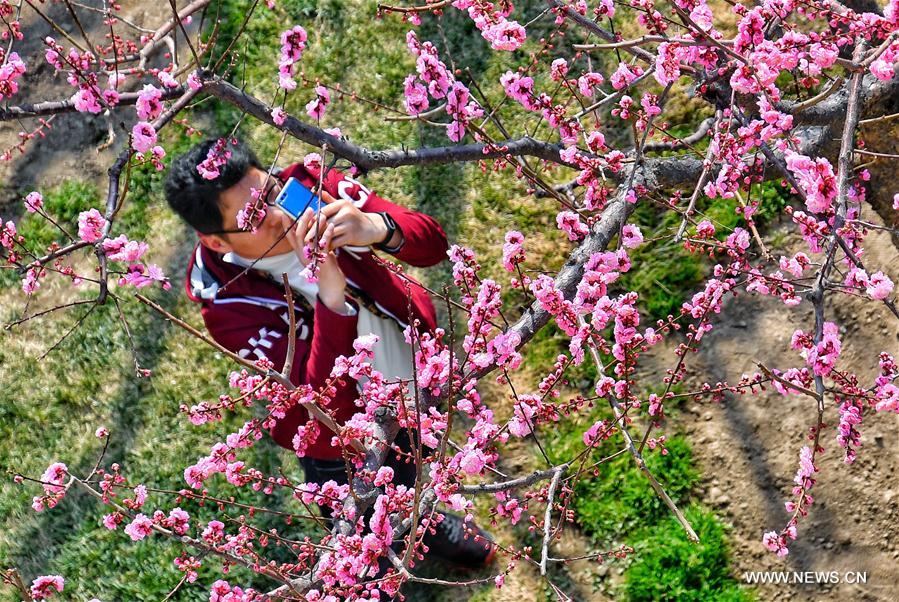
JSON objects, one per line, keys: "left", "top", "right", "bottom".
{"left": 647, "top": 218, "right": 899, "bottom": 602}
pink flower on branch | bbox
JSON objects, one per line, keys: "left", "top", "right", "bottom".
{"left": 77, "top": 208, "right": 107, "bottom": 243}
{"left": 30, "top": 575, "right": 64, "bottom": 600}
{"left": 305, "top": 85, "right": 331, "bottom": 120}
{"left": 131, "top": 121, "right": 157, "bottom": 154}
{"left": 24, "top": 191, "right": 43, "bottom": 213}
{"left": 278, "top": 25, "right": 307, "bottom": 90}
{"left": 0, "top": 51, "right": 26, "bottom": 100}
{"left": 123, "top": 513, "right": 154, "bottom": 541}
{"left": 136, "top": 84, "right": 163, "bottom": 120}
{"left": 197, "top": 138, "right": 233, "bottom": 180}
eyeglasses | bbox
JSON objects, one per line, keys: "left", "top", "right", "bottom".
{"left": 205, "top": 180, "right": 282, "bottom": 236}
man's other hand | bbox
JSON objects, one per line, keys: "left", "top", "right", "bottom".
{"left": 281, "top": 211, "right": 348, "bottom": 313}
{"left": 316, "top": 190, "right": 401, "bottom": 249}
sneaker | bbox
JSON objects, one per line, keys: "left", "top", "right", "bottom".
{"left": 420, "top": 512, "right": 496, "bottom": 569}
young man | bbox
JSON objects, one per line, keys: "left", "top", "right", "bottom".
{"left": 164, "top": 138, "right": 494, "bottom": 569}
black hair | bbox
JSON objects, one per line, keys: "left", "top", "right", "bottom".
{"left": 164, "top": 137, "right": 262, "bottom": 234}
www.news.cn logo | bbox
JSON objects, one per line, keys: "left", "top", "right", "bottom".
{"left": 742, "top": 571, "right": 868, "bottom": 585}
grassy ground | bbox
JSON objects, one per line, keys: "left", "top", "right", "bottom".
{"left": 0, "top": 1, "right": 770, "bottom": 600}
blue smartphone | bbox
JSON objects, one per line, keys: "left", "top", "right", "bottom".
{"left": 275, "top": 177, "right": 324, "bottom": 218}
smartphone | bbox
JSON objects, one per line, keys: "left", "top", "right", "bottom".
{"left": 274, "top": 177, "right": 324, "bottom": 218}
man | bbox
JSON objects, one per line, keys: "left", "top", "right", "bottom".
{"left": 164, "top": 138, "right": 494, "bottom": 569}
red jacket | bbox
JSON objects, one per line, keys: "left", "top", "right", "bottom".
{"left": 185, "top": 162, "right": 448, "bottom": 459}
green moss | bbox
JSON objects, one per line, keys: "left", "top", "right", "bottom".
{"left": 624, "top": 505, "right": 753, "bottom": 602}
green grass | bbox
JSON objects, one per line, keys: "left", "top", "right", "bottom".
{"left": 625, "top": 505, "right": 752, "bottom": 602}
{"left": 542, "top": 406, "right": 751, "bottom": 601}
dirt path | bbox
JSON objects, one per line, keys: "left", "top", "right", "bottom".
{"left": 644, "top": 217, "right": 899, "bottom": 601}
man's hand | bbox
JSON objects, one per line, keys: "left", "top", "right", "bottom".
{"left": 314, "top": 190, "right": 402, "bottom": 249}
{"left": 281, "top": 211, "right": 348, "bottom": 314}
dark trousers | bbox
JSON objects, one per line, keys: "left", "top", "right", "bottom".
{"left": 298, "top": 430, "right": 421, "bottom": 519}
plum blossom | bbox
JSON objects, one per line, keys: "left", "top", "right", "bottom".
{"left": 620, "top": 224, "right": 643, "bottom": 248}
{"left": 305, "top": 85, "right": 331, "bottom": 120}
{"left": 136, "top": 84, "right": 163, "bottom": 120}
{"left": 556, "top": 211, "right": 589, "bottom": 241}
{"left": 485, "top": 20, "right": 526, "bottom": 51}
{"left": 784, "top": 150, "right": 836, "bottom": 214}
{"left": 577, "top": 72, "right": 604, "bottom": 97}
{"left": 187, "top": 71, "right": 203, "bottom": 90}
{"left": 866, "top": 271, "right": 894, "bottom": 300}
{"left": 403, "top": 74, "right": 429, "bottom": 115}
{"left": 22, "top": 267, "right": 41, "bottom": 295}
{"left": 30, "top": 575, "right": 64, "bottom": 600}
{"left": 123, "top": 513, "right": 154, "bottom": 541}
{"left": 131, "top": 121, "right": 157, "bottom": 154}
{"left": 501, "top": 230, "right": 525, "bottom": 272}
{"left": 197, "top": 138, "right": 233, "bottom": 180}
{"left": 550, "top": 58, "right": 569, "bottom": 81}
{"left": 24, "top": 191, "right": 43, "bottom": 213}
{"left": 278, "top": 26, "right": 307, "bottom": 90}
{"left": 77, "top": 208, "right": 107, "bottom": 243}
{"left": 271, "top": 106, "right": 287, "bottom": 126}
{"left": 609, "top": 62, "right": 642, "bottom": 90}
{"left": 0, "top": 52, "right": 26, "bottom": 101}
{"left": 119, "top": 263, "right": 170, "bottom": 290}
{"left": 102, "top": 235, "right": 148, "bottom": 263}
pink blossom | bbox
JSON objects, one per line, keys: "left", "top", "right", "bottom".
{"left": 303, "top": 152, "right": 322, "bottom": 171}
{"left": 0, "top": 51, "right": 26, "bottom": 100}
{"left": 501, "top": 230, "right": 525, "bottom": 272}
{"left": 577, "top": 72, "right": 604, "bottom": 97}
{"left": 124, "top": 513, "right": 154, "bottom": 541}
{"left": 95, "top": 426, "right": 108, "bottom": 438}
{"left": 305, "top": 85, "right": 331, "bottom": 120}
{"left": 654, "top": 42, "right": 682, "bottom": 86}
{"left": 485, "top": 20, "right": 526, "bottom": 51}
{"left": 157, "top": 70, "right": 179, "bottom": 88}
{"left": 556, "top": 211, "right": 589, "bottom": 241}
{"left": 784, "top": 150, "right": 836, "bottom": 214}
{"left": 187, "top": 71, "right": 203, "bottom": 90}
{"left": 202, "top": 520, "right": 225, "bottom": 544}
{"left": 197, "top": 138, "right": 232, "bottom": 180}
{"left": 374, "top": 466, "right": 394, "bottom": 487}
{"left": 77, "top": 208, "right": 107, "bottom": 243}
{"left": 550, "top": 58, "right": 569, "bottom": 81}
{"left": 893, "top": 193, "right": 899, "bottom": 211}
{"left": 136, "top": 84, "right": 163, "bottom": 120}
{"left": 24, "top": 191, "right": 43, "bottom": 213}
{"left": 131, "top": 121, "right": 157, "bottom": 154}
{"left": 278, "top": 26, "right": 307, "bottom": 90}
{"left": 620, "top": 224, "right": 643, "bottom": 248}
{"left": 500, "top": 70, "right": 536, "bottom": 109}
{"left": 403, "top": 74, "right": 429, "bottom": 115}
{"left": 696, "top": 220, "right": 715, "bottom": 238}
{"left": 609, "top": 62, "right": 641, "bottom": 90}
{"left": 167, "top": 507, "right": 191, "bottom": 535}
{"left": 22, "top": 267, "right": 41, "bottom": 295}
{"left": 1, "top": 220, "right": 18, "bottom": 250}
{"left": 762, "top": 531, "right": 789, "bottom": 556}
{"left": 102, "top": 234, "right": 149, "bottom": 262}
{"left": 102, "top": 512, "right": 122, "bottom": 530}
{"left": 459, "top": 448, "right": 487, "bottom": 475}
{"left": 866, "top": 271, "right": 894, "bottom": 300}
{"left": 72, "top": 87, "right": 102, "bottom": 113}
{"left": 30, "top": 575, "right": 64, "bottom": 600}
{"left": 271, "top": 106, "right": 287, "bottom": 126}
{"left": 118, "top": 263, "right": 170, "bottom": 290}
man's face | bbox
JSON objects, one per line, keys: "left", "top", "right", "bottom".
{"left": 200, "top": 167, "right": 295, "bottom": 259}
